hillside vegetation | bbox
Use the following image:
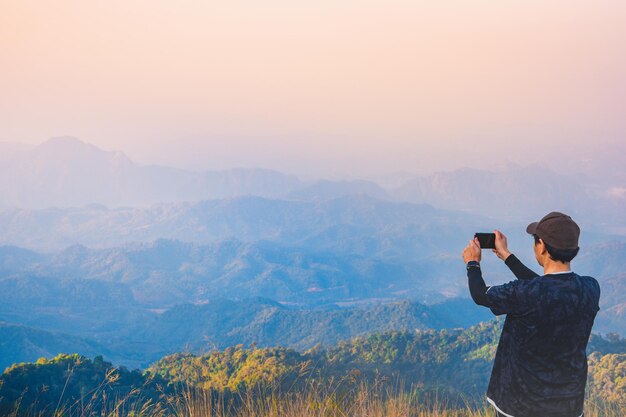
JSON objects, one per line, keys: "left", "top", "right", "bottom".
{"left": 1, "top": 320, "right": 624, "bottom": 416}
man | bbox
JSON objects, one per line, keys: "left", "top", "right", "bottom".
{"left": 462, "top": 212, "right": 600, "bottom": 417}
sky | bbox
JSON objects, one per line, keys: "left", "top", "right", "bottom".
{"left": 1, "top": 1, "right": 625, "bottom": 177}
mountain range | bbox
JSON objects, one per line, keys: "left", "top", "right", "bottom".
{"left": 0, "top": 236, "right": 624, "bottom": 370}
{"left": 1, "top": 137, "right": 624, "bottom": 234}
{"left": 0, "top": 137, "right": 304, "bottom": 208}
{"left": 0, "top": 136, "right": 624, "bottom": 374}
{"left": 0, "top": 295, "right": 495, "bottom": 371}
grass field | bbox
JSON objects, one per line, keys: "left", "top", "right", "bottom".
{"left": 25, "top": 378, "right": 623, "bottom": 417}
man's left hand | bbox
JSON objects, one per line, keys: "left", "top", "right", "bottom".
{"left": 462, "top": 238, "right": 482, "bottom": 263}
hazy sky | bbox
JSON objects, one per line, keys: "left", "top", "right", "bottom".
{"left": 1, "top": 1, "right": 625, "bottom": 177}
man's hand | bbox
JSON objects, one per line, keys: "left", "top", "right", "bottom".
{"left": 462, "top": 238, "right": 481, "bottom": 263}
{"left": 492, "top": 229, "right": 511, "bottom": 261}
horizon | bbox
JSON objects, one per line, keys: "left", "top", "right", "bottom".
{"left": 2, "top": 135, "right": 625, "bottom": 183}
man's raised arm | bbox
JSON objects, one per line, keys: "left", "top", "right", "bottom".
{"left": 462, "top": 238, "right": 490, "bottom": 307}
{"left": 462, "top": 230, "right": 540, "bottom": 310}
{"left": 492, "top": 230, "right": 539, "bottom": 280}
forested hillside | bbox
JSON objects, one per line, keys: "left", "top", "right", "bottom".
{"left": 0, "top": 297, "right": 492, "bottom": 371}
{"left": 2, "top": 320, "right": 624, "bottom": 416}
{"left": 149, "top": 320, "right": 503, "bottom": 398}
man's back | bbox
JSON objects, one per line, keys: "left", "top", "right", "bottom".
{"left": 487, "top": 272, "right": 600, "bottom": 416}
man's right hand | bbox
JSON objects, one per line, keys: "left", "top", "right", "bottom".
{"left": 492, "top": 229, "right": 511, "bottom": 261}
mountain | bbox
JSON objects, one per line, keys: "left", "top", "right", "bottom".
{"left": 0, "top": 194, "right": 486, "bottom": 253}
{"left": 0, "top": 233, "right": 622, "bottom": 371}
{"left": 0, "top": 246, "right": 45, "bottom": 274}
{"left": 0, "top": 137, "right": 398, "bottom": 209}
{"left": 148, "top": 319, "right": 626, "bottom": 402}
{"left": 0, "top": 142, "right": 33, "bottom": 164}
{"left": 0, "top": 322, "right": 122, "bottom": 372}
{"left": 0, "top": 295, "right": 492, "bottom": 368}
{"left": 148, "top": 319, "right": 504, "bottom": 398}
{"left": 0, "top": 354, "right": 168, "bottom": 416}
{"left": 575, "top": 241, "right": 626, "bottom": 335}
{"left": 394, "top": 165, "right": 573, "bottom": 216}
{"left": 132, "top": 297, "right": 494, "bottom": 357}
{"left": 286, "top": 179, "right": 389, "bottom": 201}
{"left": 0, "top": 193, "right": 621, "bottom": 307}
{"left": 2, "top": 137, "right": 623, "bottom": 236}
{"left": 393, "top": 164, "right": 626, "bottom": 235}
{"left": 1, "top": 227, "right": 624, "bottom": 343}
{"left": 0, "top": 195, "right": 500, "bottom": 306}
{"left": 0, "top": 239, "right": 421, "bottom": 306}
{"left": 0, "top": 137, "right": 303, "bottom": 208}
{"left": 0, "top": 244, "right": 495, "bottom": 368}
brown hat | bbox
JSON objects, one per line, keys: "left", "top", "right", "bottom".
{"left": 526, "top": 212, "right": 580, "bottom": 250}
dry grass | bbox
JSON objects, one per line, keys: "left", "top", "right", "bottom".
{"left": 11, "top": 374, "right": 625, "bottom": 416}
{"left": 167, "top": 382, "right": 494, "bottom": 417}
{"left": 164, "top": 381, "right": 624, "bottom": 417}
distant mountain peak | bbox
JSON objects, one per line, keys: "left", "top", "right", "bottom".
{"left": 35, "top": 136, "right": 120, "bottom": 157}
{"left": 38, "top": 136, "right": 94, "bottom": 150}
{"left": 26, "top": 137, "right": 130, "bottom": 168}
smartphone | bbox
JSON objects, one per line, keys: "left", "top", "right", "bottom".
{"left": 474, "top": 233, "right": 496, "bottom": 249}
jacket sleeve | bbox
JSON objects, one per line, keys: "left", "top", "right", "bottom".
{"left": 467, "top": 263, "right": 490, "bottom": 307}
{"left": 467, "top": 260, "right": 535, "bottom": 316}
{"left": 504, "top": 254, "right": 539, "bottom": 280}
{"left": 486, "top": 280, "right": 533, "bottom": 316}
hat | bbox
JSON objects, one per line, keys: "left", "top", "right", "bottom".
{"left": 526, "top": 211, "right": 580, "bottom": 250}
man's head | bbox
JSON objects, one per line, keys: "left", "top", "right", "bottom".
{"left": 526, "top": 212, "right": 580, "bottom": 265}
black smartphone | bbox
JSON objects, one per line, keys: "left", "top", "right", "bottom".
{"left": 474, "top": 233, "right": 496, "bottom": 249}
